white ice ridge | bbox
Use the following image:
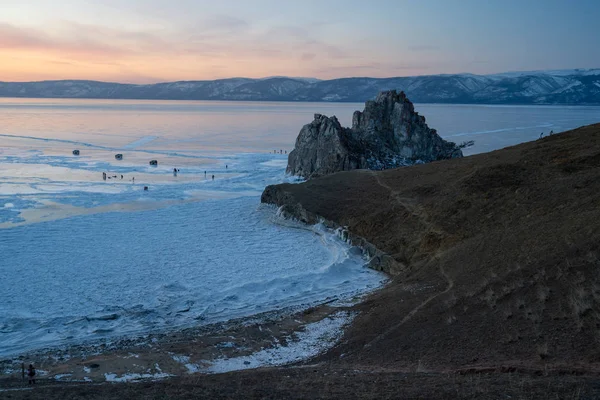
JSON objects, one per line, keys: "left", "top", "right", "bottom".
{"left": 121, "top": 136, "right": 159, "bottom": 149}
{"left": 205, "top": 311, "right": 355, "bottom": 373}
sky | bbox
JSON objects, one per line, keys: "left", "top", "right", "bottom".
{"left": 0, "top": 0, "right": 599, "bottom": 83}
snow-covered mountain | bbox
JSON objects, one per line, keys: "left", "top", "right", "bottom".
{"left": 1, "top": 70, "right": 599, "bottom": 104}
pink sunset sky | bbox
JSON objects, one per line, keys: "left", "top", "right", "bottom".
{"left": 0, "top": 0, "right": 598, "bottom": 83}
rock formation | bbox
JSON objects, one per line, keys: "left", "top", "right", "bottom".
{"left": 286, "top": 90, "right": 462, "bottom": 179}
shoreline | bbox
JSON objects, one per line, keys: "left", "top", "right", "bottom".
{"left": 0, "top": 206, "right": 388, "bottom": 363}
{"left": 0, "top": 209, "right": 390, "bottom": 385}
{"left": 0, "top": 289, "right": 375, "bottom": 386}
{"left": 0, "top": 143, "right": 401, "bottom": 387}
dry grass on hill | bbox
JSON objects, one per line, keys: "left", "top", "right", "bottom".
{"left": 265, "top": 123, "right": 600, "bottom": 373}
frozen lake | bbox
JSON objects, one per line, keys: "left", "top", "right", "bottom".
{"left": 1, "top": 98, "right": 599, "bottom": 358}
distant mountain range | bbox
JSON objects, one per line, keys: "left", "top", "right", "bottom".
{"left": 1, "top": 69, "right": 600, "bottom": 104}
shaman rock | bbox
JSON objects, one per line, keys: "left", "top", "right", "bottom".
{"left": 286, "top": 90, "right": 462, "bottom": 179}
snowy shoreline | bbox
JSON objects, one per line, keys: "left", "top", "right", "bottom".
{"left": 1, "top": 194, "right": 389, "bottom": 384}
{"left": 0, "top": 287, "right": 376, "bottom": 383}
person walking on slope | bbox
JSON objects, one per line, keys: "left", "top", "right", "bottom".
{"left": 27, "top": 364, "right": 36, "bottom": 384}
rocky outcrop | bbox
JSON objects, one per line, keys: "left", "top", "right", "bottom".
{"left": 285, "top": 114, "right": 362, "bottom": 178}
{"left": 286, "top": 90, "right": 462, "bottom": 179}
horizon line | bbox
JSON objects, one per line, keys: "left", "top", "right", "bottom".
{"left": 1, "top": 67, "right": 599, "bottom": 86}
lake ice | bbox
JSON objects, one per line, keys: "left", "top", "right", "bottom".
{"left": 1, "top": 99, "right": 599, "bottom": 358}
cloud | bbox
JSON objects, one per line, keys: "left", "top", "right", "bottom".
{"left": 408, "top": 44, "right": 440, "bottom": 52}
{"left": 0, "top": 18, "right": 417, "bottom": 82}
{"left": 0, "top": 22, "right": 131, "bottom": 59}
{"left": 201, "top": 15, "right": 250, "bottom": 33}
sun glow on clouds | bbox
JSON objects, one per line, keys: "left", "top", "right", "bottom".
{"left": 0, "top": 0, "right": 432, "bottom": 83}
{"left": 0, "top": 18, "right": 411, "bottom": 83}
{"left": 0, "top": 0, "right": 597, "bottom": 82}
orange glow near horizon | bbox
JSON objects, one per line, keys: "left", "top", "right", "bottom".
{"left": 0, "top": 51, "right": 427, "bottom": 84}
{"left": 0, "top": 1, "right": 598, "bottom": 84}
{"left": 0, "top": 19, "right": 428, "bottom": 83}
{"left": 0, "top": 51, "right": 387, "bottom": 84}
{"left": 0, "top": 49, "right": 326, "bottom": 84}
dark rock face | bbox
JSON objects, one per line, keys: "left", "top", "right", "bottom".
{"left": 286, "top": 90, "right": 462, "bottom": 179}
{"left": 285, "top": 114, "right": 362, "bottom": 179}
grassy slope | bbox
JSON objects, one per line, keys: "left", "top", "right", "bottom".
{"left": 267, "top": 123, "right": 600, "bottom": 372}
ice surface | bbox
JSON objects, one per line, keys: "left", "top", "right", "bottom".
{"left": 0, "top": 197, "right": 386, "bottom": 357}
{"left": 417, "top": 104, "right": 600, "bottom": 156}
{"left": 1, "top": 99, "right": 599, "bottom": 359}
{"left": 0, "top": 140, "right": 388, "bottom": 358}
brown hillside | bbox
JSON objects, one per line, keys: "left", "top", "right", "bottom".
{"left": 263, "top": 123, "right": 600, "bottom": 373}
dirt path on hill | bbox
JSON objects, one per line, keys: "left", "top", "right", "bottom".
{"left": 262, "top": 124, "right": 600, "bottom": 373}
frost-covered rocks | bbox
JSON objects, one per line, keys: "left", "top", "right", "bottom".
{"left": 286, "top": 90, "right": 462, "bottom": 179}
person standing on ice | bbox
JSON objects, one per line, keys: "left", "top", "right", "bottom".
{"left": 102, "top": 172, "right": 106, "bottom": 181}
{"left": 212, "top": 174, "right": 214, "bottom": 180}
{"left": 27, "top": 364, "right": 36, "bottom": 384}
{"left": 173, "top": 168, "right": 177, "bottom": 177}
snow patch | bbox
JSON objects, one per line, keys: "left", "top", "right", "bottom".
{"left": 551, "top": 81, "right": 582, "bottom": 94}
{"left": 206, "top": 311, "right": 355, "bottom": 373}
{"left": 184, "top": 363, "right": 202, "bottom": 373}
{"left": 104, "top": 372, "right": 172, "bottom": 382}
{"left": 54, "top": 373, "right": 72, "bottom": 381}
{"left": 171, "top": 354, "right": 190, "bottom": 364}
{"left": 171, "top": 354, "right": 201, "bottom": 373}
